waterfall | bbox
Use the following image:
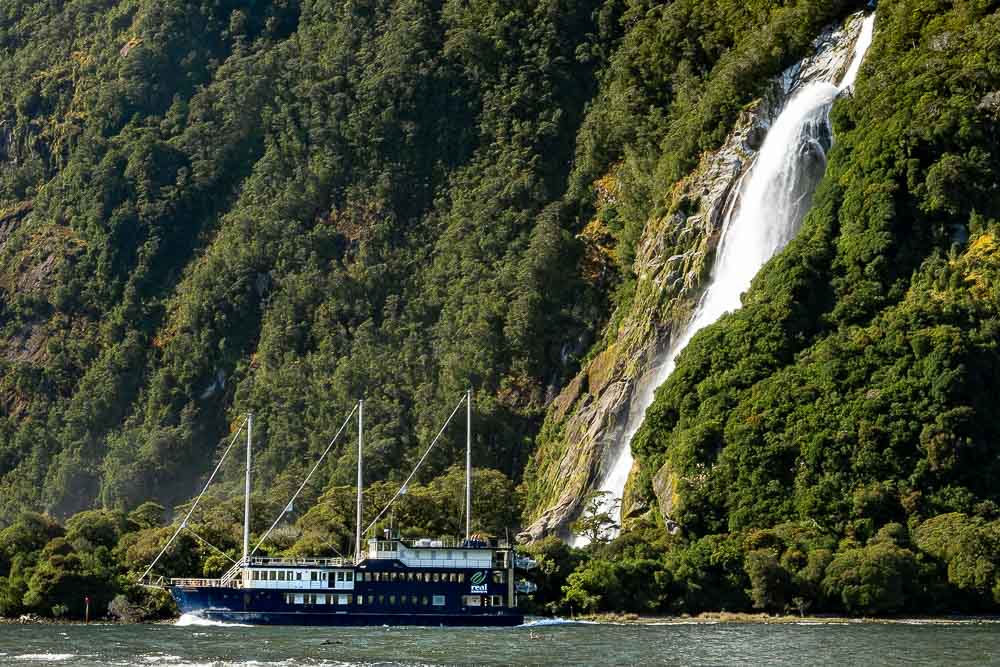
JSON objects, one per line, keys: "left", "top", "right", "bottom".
{"left": 575, "top": 13, "right": 876, "bottom": 545}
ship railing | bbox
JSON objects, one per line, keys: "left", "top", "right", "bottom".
{"left": 219, "top": 558, "right": 246, "bottom": 586}
{"left": 397, "top": 537, "right": 513, "bottom": 549}
{"left": 138, "top": 575, "right": 167, "bottom": 589}
{"left": 247, "top": 556, "right": 348, "bottom": 568}
{"left": 170, "top": 577, "right": 237, "bottom": 588}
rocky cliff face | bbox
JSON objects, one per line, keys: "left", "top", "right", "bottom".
{"left": 521, "top": 11, "right": 872, "bottom": 542}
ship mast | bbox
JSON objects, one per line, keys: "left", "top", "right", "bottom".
{"left": 355, "top": 399, "right": 363, "bottom": 561}
{"left": 465, "top": 389, "right": 471, "bottom": 542}
{"left": 243, "top": 412, "right": 253, "bottom": 565}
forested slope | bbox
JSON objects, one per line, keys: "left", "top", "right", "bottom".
{"left": 1, "top": 0, "right": 999, "bottom": 620}
{"left": 0, "top": 0, "right": 613, "bottom": 519}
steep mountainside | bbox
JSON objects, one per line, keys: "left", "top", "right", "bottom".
{"left": 521, "top": 10, "right": 874, "bottom": 541}
{"left": 0, "top": 0, "right": 866, "bottom": 523}
{"left": 0, "top": 0, "right": 613, "bottom": 519}
{"left": 632, "top": 0, "right": 1000, "bottom": 539}
{"left": 1, "top": 0, "right": 999, "bottom": 620}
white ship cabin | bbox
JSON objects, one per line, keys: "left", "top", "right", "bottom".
{"left": 231, "top": 537, "right": 511, "bottom": 591}
{"left": 239, "top": 556, "right": 357, "bottom": 590}
{"left": 364, "top": 537, "right": 499, "bottom": 569}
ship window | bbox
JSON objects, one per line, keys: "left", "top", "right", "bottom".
{"left": 378, "top": 595, "right": 385, "bottom": 605}
{"left": 421, "top": 596, "right": 429, "bottom": 606}
{"left": 310, "top": 572, "right": 317, "bottom": 581}
{"left": 450, "top": 573, "right": 458, "bottom": 583}
{"left": 368, "top": 595, "right": 375, "bottom": 604}
{"left": 493, "top": 572, "right": 504, "bottom": 584}
{"left": 346, "top": 572, "right": 353, "bottom": 582}
{"left": 432, "top": 595, "right": 445, "bottom": 606}
{"left": 388, "top": 595, "right": 396, "bottom": 605}
{"left": 278, "top": 571, "right": 286, "bottom": 581}
{"left": 296, "top": 572, "right": 302, "bottom": 581}
{"left": 411, "top": 595, "right": 418, "bottom": 605}
{"left": 339, "top": 594, "right": 350, "bottom": 605}
{"left": 432, "top": 573, "right": 440, "bottom": 582}
{"left": 294, "top": 594, "right": 304, "bottom": 604}
{"left": 363, "top": 573, "right": 371, "bottom": 582}
{"left": 337, "top": 571, "right": 344, "bottom": 582}
{"left": 406, "top": 573, "right": 413, "bottom": 581}
{"left": 392, "top": 572, "right": 400, "bottom": 582}
{"left": 462, "top": 595, "right": 481, "bottom": 607}
{"left": 458, "top": 573, "right": 465, "bottom": 583}
{"left": 357, "top": 596, "right": 363, "bottom": 605}
{"left": 492, "top": 595, "right": 504, "bottom": 607}
{"left": 285, "top": 593, "right": 293, "bottom": 604}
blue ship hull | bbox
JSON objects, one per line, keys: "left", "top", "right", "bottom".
{"left": 171, "top": 586, "right": 524, "bottom": 627}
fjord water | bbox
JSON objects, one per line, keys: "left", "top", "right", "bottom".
{"left": 588, "top": 13, "right": 878, "bottom": 534}
{"left": 0, "top": 618, "right": 998, "bottom": 666}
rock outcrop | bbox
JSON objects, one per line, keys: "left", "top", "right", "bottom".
{"left": 521, "top": 11, "right": 871, "bottom": 542}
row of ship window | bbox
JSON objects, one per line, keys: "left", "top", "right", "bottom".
{"left": 362, "top": 571, "right": 505, "bottom": 584}
{"left": 252, "top": 570, "right": 354, "bottom": 582}
{"left": 282, "top": 593, "right": 506, "bottom": 607}
{"left": 252, "top": 569, "right": 506, "bottom": 585}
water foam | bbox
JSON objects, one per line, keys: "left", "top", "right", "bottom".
{"left": 175, "top": 613, "right": 252, "bottom": 628}
{"left": 12, "top": 655, "right": 79, "bottom": 662}
{"left": 521, "top": 617, "right": 598, "bottom": 627}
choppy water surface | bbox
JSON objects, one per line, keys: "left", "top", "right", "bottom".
{"left": 0, "top": 618, "right": 998, "bottom": 666}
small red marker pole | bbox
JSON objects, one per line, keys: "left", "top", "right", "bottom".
{"left": 84, "top": 596, "right": 90, "bottom": 624}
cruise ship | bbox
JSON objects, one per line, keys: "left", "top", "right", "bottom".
{"left": 140, "top": 394, "right": 534, "bottom": 626}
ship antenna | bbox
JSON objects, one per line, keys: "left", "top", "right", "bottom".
{"left": 243, "top": 412, "right": 253, "bottom": 566}
{"left": 355, "top": 398, "right": 364, "bottom": 562}
{"left": 465, "top": 388, "right": 472, "bottom": 543}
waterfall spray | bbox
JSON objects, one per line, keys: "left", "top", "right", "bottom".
{"left": 576, "top": 13, "right": 877, "bottom": 545}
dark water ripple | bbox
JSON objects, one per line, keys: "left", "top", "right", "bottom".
{"left": 0, "top": 618, "right": 998, "bottom": 666}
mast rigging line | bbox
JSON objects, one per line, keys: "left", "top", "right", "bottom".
{"left": 183, "top": 526, "right": 238, "bottom": 565}
{"left": 135, "top": 415, "right": 250, "bottom": 583}
{"left": 250, "top": 402, "right": 360, "bottom": 557}
{"left": 363, "top": 393, "right": 466, "bottom": 538}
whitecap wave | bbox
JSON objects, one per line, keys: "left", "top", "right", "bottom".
{"left": 13, "top": 655, "right": 79, "bottom": 662}
{"left": 139, "top": 655, "right": 185, "bottom": 663}
{"left": 175, "top": 613, "right": 252, "bottom": 628}
{"left": 520, "top": 617, "right": 598, "bottom": 627}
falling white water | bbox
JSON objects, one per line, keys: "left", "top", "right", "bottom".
{"left": 575, "top": 13, "right": 876, "bottom": 546}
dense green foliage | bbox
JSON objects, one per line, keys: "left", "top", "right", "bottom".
{"left": 0, "top": 0, "right": 614, "bottom": 519}
{"left": 1, "top": 0, "right": 998, "bottom": 620}
{"left": 619, "top": 0, "right": 1000, "bottom": 615}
